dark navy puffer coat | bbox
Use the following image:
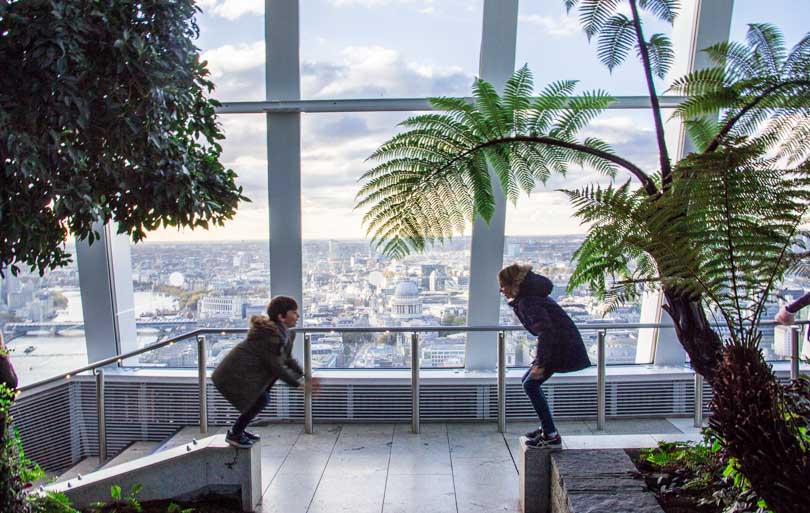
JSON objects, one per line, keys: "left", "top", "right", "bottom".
{"left": 509, "top": 271, "right": 591, "bottom": 373}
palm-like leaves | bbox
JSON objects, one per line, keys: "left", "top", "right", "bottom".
{"left": 597, "top": 14, "right": 636, "bottom": 72}
{"left": 568, "top": 144, "right": 810, "bottom": 333}
{"left": 644, "top": 33, "right": 674, "bottom": 79}
{"left": 566, "top": 0, "right": 679, "bottom": 179}
{"left": 356, "top": 66, "right": 621, "bottom": 258}
{"left": 672, "top": 24, "right": 810, "bottom": 162}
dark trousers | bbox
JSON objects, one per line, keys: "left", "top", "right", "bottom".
{"left": 232, "top": 389, "right": 270, "bottom": 435}
{"left": 522, "top": 367, "right": 557, "bottom": 435}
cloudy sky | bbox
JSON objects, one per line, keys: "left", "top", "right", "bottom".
{"left": 145, "top": 0, "right": 810, "bottom": 242}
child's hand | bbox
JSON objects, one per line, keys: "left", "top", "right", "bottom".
{"left": 775, "top": 306, "right": 796, "bottom": 326}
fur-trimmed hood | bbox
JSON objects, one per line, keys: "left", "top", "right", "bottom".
{"left": 247, "top": 315, "right": 284, "bottom": 339}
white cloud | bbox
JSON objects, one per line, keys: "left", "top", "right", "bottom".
{"left": 202, "top": 41, "right": 265, "bottom": 79}
{"left": 302, "top": 46, "right": 471, "bottom": 98}
{"left": 330, "top": 0, "right": 434, "bottom": 9}
{"left": 518, "top": 14, "right": 581, "bottom": 37}
{"left": 197, "top": 0, "right": 262, "bottom": 21}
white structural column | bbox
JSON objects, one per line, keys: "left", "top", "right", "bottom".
{"left": 465, "top": 0, "right": 519, "bottom": 370}
{"left": 75, "top": 222, "right": 138, "bottom": 364}
{"left": 265, "top": 1, "right": 304, "bottom": 359}
{"left": 638, "top": 0, "right": 734, "bottom": 365}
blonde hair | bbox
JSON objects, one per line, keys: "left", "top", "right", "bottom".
{"left": 498, "top": 263, "right": 532, "bottom": 298}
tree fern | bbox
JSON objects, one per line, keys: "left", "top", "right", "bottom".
{"left": 672, "top": 24, "right": 810, "bottom": 159}
{"left": 357, "top": 12, "right": 810, "bottom": 510}
{"left": 356, "top": 66, "right": 627, "bottom": 255}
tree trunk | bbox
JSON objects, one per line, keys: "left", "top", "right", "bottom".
{"left": 661, "top": 289, "right": 723, "bottom": 384}
{"left": 662, "top": 289, "right": 810, "bottom": 511}
{"left": 710, "top": 340, "right": 810, "bottom": 512}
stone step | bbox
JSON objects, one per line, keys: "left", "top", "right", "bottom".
{"left": 100, "top": 442, "right": 160, "bottom": 470}
{"left": 49, "top": 457, "right": 100, "bottom": 485}
{"left": 44, "top": 435, "right": 260, "bottom": 512}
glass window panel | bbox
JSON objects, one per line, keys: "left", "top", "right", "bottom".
{"left": 195, "top": 0, "right": 266, "bottom": 101}
{"left": 729, "top": 1, "right": 809, "bottom": 360}
{"left": 300, "top": 0, "right": 484, "bottom": 99}
{"left": 730, "top": 0, "right": 809, "bottom": 46}
{"left": 502, "top": 109, "right": 661, "bottom": 366}
{"left": 301, "top": 112, "right": 472, "bottom": 368}
{"left": 126, "top": 114, "right": 268, "bottom": 367}
{"left": 1, "top": 254, "right": 88, "bottom": 386}
{"left": 516, "top": 0, "right": 675, "bottom": 96}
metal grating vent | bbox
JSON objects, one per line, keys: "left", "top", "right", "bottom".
{"left": 612, "top": 381, "right": 695, "bottom": 417}
{"left": 421, "top": 385, "right": 481, "bottom": 420}
{"left": 10, "top": 384, "right": 75, "bottom": 471}
{"left": 14, "top": 373, "right": 720, "bottom": 473}
{"left": 350, "top": 385, "right": 411, "bottom": 420}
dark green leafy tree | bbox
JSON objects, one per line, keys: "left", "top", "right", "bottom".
{"left": 356, "top": 0, "right": 810, "bottom": 508}
{"left": 0, "top": 0, "right": 248, "bottom": 276}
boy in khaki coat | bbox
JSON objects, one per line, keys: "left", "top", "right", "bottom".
{"left": 212, "top": 296, "right": 319, "bottom": 447}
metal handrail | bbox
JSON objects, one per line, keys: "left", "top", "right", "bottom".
{"left": 13, "top": 320, "right": 808, "bottom": 460}
{"left": 17, "top": 319, "right": 808, "bottom": 393}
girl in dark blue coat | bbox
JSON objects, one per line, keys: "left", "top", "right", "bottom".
{"left": 499, "top": 263, "right": 591, "bottom": 448}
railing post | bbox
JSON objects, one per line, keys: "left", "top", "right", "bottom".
{"left": 197, "top": 335, "right": 208, "bottom": 434}
{"left": 95, "top": 369, "right": 106, "bottom": 464}
{"left": 791, "top": 327, "right": 800, "bottom": 381}
{"left": 596, "top": 330, "right": 606, "bottom": 431}
{"left": 694, "top": 372, "right": 704, "bottom": 428}
{"left": 497, "top": 331, "right": 506, "bottom": 433}
{"left": 411, "top": 333, "right": 420, "bottom": 434}
{"left": 304, "top": 334, "right": 313, "bottom": 434}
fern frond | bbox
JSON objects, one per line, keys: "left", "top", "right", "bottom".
{"left": 784, "top": 34, "right": 810, "bottom": 76}
{"left": 638, "top": 0, "right": 679, "bottom": 24}
{"left": 643, "top": 33, "right": 674, "bottom": 79}
{"left": 528, "top": 80, "right": 580, "bottom": 133}
{"left": 503, "top": 64, "right": 534, "bottom": 134}
{"left": 683, "top": 118, "right": 720, "bottom": 152}
{"left": 597, "top": 14, "right": 635, "bottom": 72}
{"left": 746, "top": 23, "right": 787, "bottom": 77}
{"left": 577, "top": 0, "right": 620, "bottom": 41}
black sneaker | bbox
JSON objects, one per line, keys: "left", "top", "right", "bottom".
{"left": 226, "top": 430, "right": 254, "bottom": 449}
{"left": 525, "top": 427, "right": 544, "bottom": 439}
{"left": 244, "top": 430, "right": 261, "bottom": 442}
{"left": 525, "top": 432, "right": 562, "bottom": 450}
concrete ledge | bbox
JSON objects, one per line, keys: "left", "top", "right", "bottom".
{"left": 43, "top": 435, "right": 261, "bottom": 512}
{"left": 520, "top": 441, "right": 663, "bottom": 513}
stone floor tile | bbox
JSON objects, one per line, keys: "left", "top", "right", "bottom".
{"left": 382, "top": 474, "right": 457, "bottom": 513}
{"left": 451, "top": 457, "right": 519, "bottom": 513}
{"left": 307, "top": 473, "right": 389, "bottom": 513}
{"left": 258, "top": 472, "right": 322, "bottom": 513}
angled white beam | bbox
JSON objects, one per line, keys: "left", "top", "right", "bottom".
{"left": 465, "top": 0, "right": 519, "bottom": 371}
{"left": 76, "top": 222, "right": 138, "bottom": 364}
{"left": 638, "top": 0, "right": 735, "bottom": 366}
{"left": 266, "top": 0, "right": 303, "bottom": 360}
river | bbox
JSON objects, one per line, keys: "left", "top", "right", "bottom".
{"left": 5, "top": 290, "right": 179, "bottom": 387}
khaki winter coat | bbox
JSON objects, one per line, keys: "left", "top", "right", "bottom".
{"left": 211, "top": 316, "right": 303, "bottom": 414}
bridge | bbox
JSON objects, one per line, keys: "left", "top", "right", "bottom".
{"left": 2, "top": 320, "right": 198, "bottom": 341}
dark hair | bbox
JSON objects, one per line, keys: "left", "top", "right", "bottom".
{"left": 267, "top": 296, "right": 298, "bottom": 322}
